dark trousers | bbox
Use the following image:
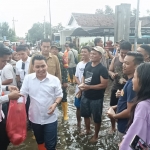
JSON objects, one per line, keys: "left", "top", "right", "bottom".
{"left": 0, "top": 119, "right": 10, "bottom": 150}
{"left": 68, "top": 67, "right": 76, "bottom": 80}
{"left": 32, "top": 121, "right": 57, "bottom": 150}
{"left": 62, "top": 87, "right": 67, "bottom": 102}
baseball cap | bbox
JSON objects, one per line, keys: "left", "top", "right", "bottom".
{"left": 92, "top": 46, "right": 105, "bottom": 55}
{"left": 51, "top": 45, "right": 61, "bottom": 51}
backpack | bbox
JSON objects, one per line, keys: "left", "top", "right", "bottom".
{"left": 71, "top": 50, "right": 78, "bottom": 64}
{"left": 63, "top": 50, "right": 69, "bottom": 68}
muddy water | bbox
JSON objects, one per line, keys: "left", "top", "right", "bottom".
{"left": 8, "top": 81, "right": 119, "bottom": 150}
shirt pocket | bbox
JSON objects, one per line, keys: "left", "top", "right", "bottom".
{"left": 47, "top": 64, "right": 56, "bottom": 75}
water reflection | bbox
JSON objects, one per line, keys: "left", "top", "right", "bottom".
{"left": 8, "top": 81, "right": 118, "bottom": 150}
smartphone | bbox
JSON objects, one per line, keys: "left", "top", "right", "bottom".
{"left": 130, "top": 135, "right": 150, "bottom": 150}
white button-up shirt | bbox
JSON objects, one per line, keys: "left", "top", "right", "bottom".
{"left": 16, "top": 57, "right": 31, "bottom": 83}
{"left": 20, "top": 73, "right": 63, "bottom": 125}
{"left": 0, "top": 75, "right": 9, "bottom": 122}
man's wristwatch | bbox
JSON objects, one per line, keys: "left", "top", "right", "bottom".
{"left": 54, "top": 102, "right": 58, "bottom": 105}
{"left": 6, "top": 86, "right": 9, "bottom": 91}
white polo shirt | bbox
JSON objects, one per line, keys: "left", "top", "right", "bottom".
{"left": 0, "top": 76, "right": 9, "bottom": 122}
{"left": 16, "top": 57, "right": 31, "bottom": 83}
{"left": 20, "top": 73, "right": 63, "bottom": 125}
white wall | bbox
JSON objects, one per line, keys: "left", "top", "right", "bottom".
{"left": 69, "top": 18, "right": 79, "bottom": 28}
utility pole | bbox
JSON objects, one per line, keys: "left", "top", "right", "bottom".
{"left": 49, "top": 0, "right": 52, "bottom": 40}
{"left": 12, "top": 17, "right": 17, "bottom": 35}
{"left": 44, "top": 16, "right": 46, "bottom": 38}
{"left": 134, "top": 0, "right": 140, "bottom": 51}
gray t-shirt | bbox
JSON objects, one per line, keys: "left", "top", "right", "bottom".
{"left": 68, "top": 49, "right": 78, "bottom": 68}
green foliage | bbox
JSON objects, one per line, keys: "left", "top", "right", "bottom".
{"left": 28, "top": 22, "right": 64, "bottom": 44}
{"left": 0, "top": 22, "right": 16, "bottom": 41}
{"left": 130, "top": 8, "right": 140, "bottom": 17}
{"left": 146, "top": 10, "right": 150, "bottom": 16}
{"left": 95, "top": 5, "right": 114, "bottom": 15}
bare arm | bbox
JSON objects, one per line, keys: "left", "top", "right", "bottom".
{"left": 80, "top": 76, "right": 108, "bottom": 91}
{"left": 87, "top": 76, "right": 108, "bottom": 90}
{"left": 109, "top": 57, "right": 115, "bottom": 74}
{"left": 2, "top": 79, "right": 13, "bottom": 85}
{"left": 114, "top": 102, "right": 134, "bottom": 119}
{"left": 75, "top": 76, "right": 81, "bottom": 85}
{"left": 106, "top": 50, "right": 114, "bottom": 59}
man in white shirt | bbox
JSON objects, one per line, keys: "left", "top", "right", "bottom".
{"left": 75, "top": 46, "right": 90, "bottom": 128}
{"left": 0, "top": 44, "right": 22, "bottom": 150}
{"left": 16, "top": 45, "right": 31, "bottom": 87}
{"left": 1, "top": 63, "right": 17, "bottom": 93}
{"left": 20, "top": 54, "right": 63, "bottom": 150}
{"left": 16, "top": 45, "right": 31, "bottom": 129}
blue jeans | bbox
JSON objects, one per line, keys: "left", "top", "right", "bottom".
{"left": 32, "top": 121, "right": 57, "bottom": 150}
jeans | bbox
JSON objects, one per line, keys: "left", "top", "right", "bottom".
{"left": 0, "top": 119, "right": 10, "bottom": 150}
{"left": 32, "top": 121, "right": 57, "bottom": 150}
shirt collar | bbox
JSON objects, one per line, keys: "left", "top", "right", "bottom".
{"left": 22, "top": 57, "right": 30, "bottom": 63}
{"left": 31, "top": 72, "right": 50, "bottom": 81}
{"left": 40, "top": 52, "right": 52, "bottom": 59}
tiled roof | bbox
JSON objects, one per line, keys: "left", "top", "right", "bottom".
{"left": 71, "top": 13, "right": 115, "bottom": 27}
{"left": 71, "top": 13, "right": 150, "bottom": 28}
{"left": 130, "top": 16, "right": 150, "bottom": 27}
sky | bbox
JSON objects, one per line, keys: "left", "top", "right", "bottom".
{"left": 0, "top": 0, "right": 149, "bottom": 37}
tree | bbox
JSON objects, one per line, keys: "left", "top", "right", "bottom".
{"left": 104, "top": 5, "right": 114, "bottom": 15}
{"left": 0, "top": 22, "right": 17, "bottom": 41}
{"left": 8, "top": 29, "right": 16, "bottom": 42}
{"left": 28, "top": 22, "right": 64, "bottom": 44}
{"left": 95, "top": 9, "right": 104, "bottom": 14}
{"left": 146, "top": 10, "right": 150, "bottom": 16}
{"left": 95, "top": 5, "right": 114, "bottom": 15}
{"left": 28, "top": 23, "right": 44, "bottom": 43}
{"left": 52, "top": 23, "right": 64, "bottom": 33}
{"left": 131, "top": 8, "right": 140, "bottom": 17}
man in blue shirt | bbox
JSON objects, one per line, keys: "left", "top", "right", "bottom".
{"left": 107, "top": 51, "right": 144, "bottom": 141}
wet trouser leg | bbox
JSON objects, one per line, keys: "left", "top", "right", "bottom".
{"left": 61, "top": 87, "right": 69, "bottom": 120}
{"left": 0, "top": 119, "right": 10, "bottom": 150}
{"left": 32, "top": 121, "right": 57, "bottom": 150}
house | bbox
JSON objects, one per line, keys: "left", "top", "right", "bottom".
{"left": 67, "top": 13, "right": 150, "bottom": 44}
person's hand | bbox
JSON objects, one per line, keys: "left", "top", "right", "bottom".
{"left": 110, "top": 72, "right": 118, "bottom": 79}
{"left": 107, "top": 112, "right": 114, "bottom": 119}
{"left": 116, "top": 90, "right": 121, "bottom": 98}
{"left": 8, "top": 91, "right": 23, "bottom": 100}
{"left": 62, "top": 83, "right": 68, "bottom": 88}
{"left": 8, "top": 85, "right": 19, "bottom": 92}
{"left": 76, "top": 90, "right": 82, "bottom": 98}
{"left": 48, "top": 103, "right": 57, "bottom": 115}
{"left": 79, "top": 84, "right": 90, "bottom": 91}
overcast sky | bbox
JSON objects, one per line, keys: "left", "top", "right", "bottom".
{"left": 0, "top": 0, "right": 149, "bottom": 37}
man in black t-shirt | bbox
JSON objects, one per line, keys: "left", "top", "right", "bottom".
{"left": 79, "top": 46, "right": 108, "bottom": 143}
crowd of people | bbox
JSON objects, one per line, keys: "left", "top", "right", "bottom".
{"left": 0, "top": 38, "right": 150, "bottom": 150}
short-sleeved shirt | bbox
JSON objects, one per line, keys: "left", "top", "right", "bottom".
{"left": 75, "top": 61, "right": 87, "bottom": 94}
{"left": 83, "top": 62, "right": 108, "bottom": 100}
{"left": 1, "top": 63, "right": 17, "bottom": 94}
{"left": 68, "top": 49, "right": 78, "bottom": 68}
{"left": 16, "top": 57, "right": 31, "bottom": 83}
{"left": 117, "top": 78, "right": 136, "bottom": 133}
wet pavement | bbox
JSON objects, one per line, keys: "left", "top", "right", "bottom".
{"left": 8, "top": 81, "right": 119, "bottom": 150}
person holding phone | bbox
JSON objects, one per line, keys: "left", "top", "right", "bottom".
{"left": 120, "top": 63, "right": 150, "bottom": 150}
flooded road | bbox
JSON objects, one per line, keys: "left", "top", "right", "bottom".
{"left": 8, "top": 81, "right": 119, "bottom": 150}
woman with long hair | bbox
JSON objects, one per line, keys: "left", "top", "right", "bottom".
{"left": 120, "top": 62, "right": 150, "bottom": 150}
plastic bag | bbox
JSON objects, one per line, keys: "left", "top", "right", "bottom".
{"left": 6, "top": 97, "right": 27, "bottom": 145}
